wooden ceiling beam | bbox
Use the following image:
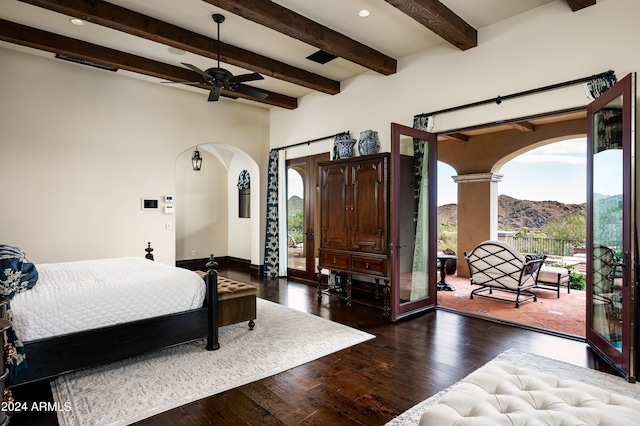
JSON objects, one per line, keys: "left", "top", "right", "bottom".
{"left": 384, "top": 0, "right": 477, "bottom": 51}
{"left": 18, "top": 0, "right": 339, "bottom": 95}
{"left": 565, "top": 0, "right": 596, "bottom": 12}
{"left": 0, "top": 19, "right": 298, "bottom": 109}
{"left": 510, "top": 121, "right": 536, "bottom": 133}
{"left": 202, "top": 0, "right": 397, "bottom": 75}
{"left": 441, "top": 133, "right": 469, "bottom": 142}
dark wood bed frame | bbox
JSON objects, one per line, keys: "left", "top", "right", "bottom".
{"left": 6, "top": 249, "right": 220, "bottom": 388}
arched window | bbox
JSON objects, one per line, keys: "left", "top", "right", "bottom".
{"left": 238, "top": 170, "right": 250, "bottom": 218}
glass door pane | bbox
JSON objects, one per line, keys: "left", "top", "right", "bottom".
{"left": 591, "top": 101, "right": 623, "bottom": 349}
{"left": 287, "top": 164, "right": 306, "bottom": 272}
{"left": 287, "top": 153, "right": 329, "bottom": 281}
{"left": 391, "top": 123, "right": 438, "bottom": 320}
{"left": 586, "top": 73, "right": 636, "bottom": 380}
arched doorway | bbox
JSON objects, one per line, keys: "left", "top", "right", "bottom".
{"left": 174, "top": 144, "right": 261, "bottom": 269}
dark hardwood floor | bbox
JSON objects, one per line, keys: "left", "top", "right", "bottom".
{"left": 12, "top": 266, "right": 618, "bottom": 425}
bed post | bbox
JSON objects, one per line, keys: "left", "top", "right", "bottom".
{"left": 145, "top": 242, "right": 154, "bottom": 260}
{"left": 205, "top": 254, "right": 220, "bottom": 351}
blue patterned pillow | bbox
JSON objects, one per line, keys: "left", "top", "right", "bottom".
{"left": 0, "top": 245, "right": 39, "bottom": 298}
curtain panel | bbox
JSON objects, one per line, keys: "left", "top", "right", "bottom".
{"left": 263, "top": 150, "right": 288, "bottom": 277}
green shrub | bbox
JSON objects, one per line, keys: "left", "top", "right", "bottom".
{"left": 544, "top": 213, "right": 586, "bottom": 241}
{"left": 569, "top": 272, "right": 586, "bottom": 290}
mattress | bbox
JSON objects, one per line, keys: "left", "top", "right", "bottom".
{"left": 10, "top": 257, "right": 206, "bottom": 342}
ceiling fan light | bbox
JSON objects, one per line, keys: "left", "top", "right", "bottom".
{"left": 192, "top": 148, "right": 202, "bottom": 171}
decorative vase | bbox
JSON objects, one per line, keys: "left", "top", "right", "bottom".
{"left": 334, "top": 135, "right": 356, "bottom": 159}
{"left": 358, "top": 130, "right": 380, "bottom": 156}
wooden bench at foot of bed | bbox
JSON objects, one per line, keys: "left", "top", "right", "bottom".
{"left": 195, "top": 272, "right": 257, "bottom": 329}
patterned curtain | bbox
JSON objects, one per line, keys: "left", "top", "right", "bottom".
{"left": 263, "top": 150, "right": 288, "bottom": 277}
{"left": 263, "top": 150, "right": 280, "bottom": 277}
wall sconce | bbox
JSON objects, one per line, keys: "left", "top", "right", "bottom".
{"left": 192, "top": 147, "right": 202, "bottom": 171}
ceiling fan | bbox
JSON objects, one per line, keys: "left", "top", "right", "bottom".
{"left": 171, "top": 14, "right": 267, "bottom": 102}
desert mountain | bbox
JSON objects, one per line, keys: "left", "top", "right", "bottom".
{"left": 288, "top": 195, "right": 303, "bottom": 215}
{"left": 438, "top": 195, "right": 586, "bottom": 230}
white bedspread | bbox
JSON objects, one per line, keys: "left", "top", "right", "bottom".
{"left": 10, "top": 257, "right": 206, "bottom": 342}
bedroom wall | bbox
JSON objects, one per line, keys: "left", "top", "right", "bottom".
{"left": 270, "top": 0, "right": 639, "bottom": 155}
{"left": 0, "top": 47, "right": 270, "bottom": 266}
{"left": 175, "top": 148, "right": 228, "bottom": 261}
{"left": 227, "top": 155, "right": 258, "bottom": 262}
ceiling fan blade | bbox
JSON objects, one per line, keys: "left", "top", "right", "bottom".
{"left": 230, "top": 72, "right": 264, "bottom": 83}
{"left": 182, "top": 63, "right": 212, "bottom": 81}
{"left": 233, "top": 85, "right": 269, "bottom": 99}
{"left": 208, "top": 86, "right": 222, "bottom": 102}
{"left": 220, "top": 93, "right": 239, "bottom": 100}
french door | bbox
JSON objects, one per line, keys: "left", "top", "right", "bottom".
{"left": 286, "top": 153, "right": 329, "bottom": 281}
{"left": 586, "top": 73, "right": 637, "bottom": 380}
{"left": 390, "top": 123, "right": 438, "bottom": 320}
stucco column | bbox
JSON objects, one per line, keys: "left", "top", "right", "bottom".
{"left": 453, "top": 173, "right": 503, "bottom": 278}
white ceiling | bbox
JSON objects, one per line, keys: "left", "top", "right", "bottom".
{"left": 0, "top": 0, "right": 558, "bottom": 105}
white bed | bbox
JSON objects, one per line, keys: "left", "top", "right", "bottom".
{"left": 10, "top": 257, "right": 206, "bottom": 342}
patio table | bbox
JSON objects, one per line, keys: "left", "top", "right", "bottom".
{"left": 437, "top": 254, "right": 457, "bottom": 291}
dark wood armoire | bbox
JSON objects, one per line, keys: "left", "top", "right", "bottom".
{"left": 316, "top": 153, "right": 390, "bottom": 314}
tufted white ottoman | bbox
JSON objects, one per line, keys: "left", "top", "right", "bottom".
{"left": 418, "top": 361, "right": 640, "bottom": 425}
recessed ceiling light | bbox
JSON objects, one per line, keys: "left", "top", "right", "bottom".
{"left": 358, "top": 10, "right": 370, "bottom": 18}
{"left": 70, "top": 18, "right": 85, "bottom": 26}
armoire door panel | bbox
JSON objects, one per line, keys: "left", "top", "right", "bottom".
{"left": 350, "top": 156, "right": 388, "bottom": 254}
{"left": 320, "top": 164, "right": 350, "bottom": 250}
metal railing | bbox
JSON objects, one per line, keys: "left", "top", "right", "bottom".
{"left": 502, "top": 236, "right": 584, "bottom": 257}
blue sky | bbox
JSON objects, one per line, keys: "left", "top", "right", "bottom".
{"left": 438, "top": 138, "right": 589, "bottom": 206}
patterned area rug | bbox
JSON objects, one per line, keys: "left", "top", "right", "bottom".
{"left": 387, "top": 348, "right": 640, "bottom": 425}
{"left": 51, "top": 299, "right": 374, "bottom": 426}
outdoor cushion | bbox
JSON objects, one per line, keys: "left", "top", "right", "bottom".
{"left": 538, "top": 266, "right": 570, "bottom": 284}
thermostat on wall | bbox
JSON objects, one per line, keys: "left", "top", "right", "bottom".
{"left": 164, "top": 205, "right": 174, "bottom": 214}
{"left": 141, "top": 198, "right": 159, "bottom": 210}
